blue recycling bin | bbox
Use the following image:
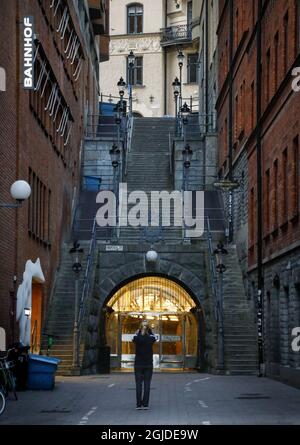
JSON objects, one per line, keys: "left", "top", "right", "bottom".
{"left": 27, "top": 354, "right": 61, "bottom": 390}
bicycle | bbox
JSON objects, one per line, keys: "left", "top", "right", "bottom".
{"left": 0, "top": 385, "right": 5, "bottom": 416}
{"left": 0, "top": 349, "right": 18, "bottom": 402}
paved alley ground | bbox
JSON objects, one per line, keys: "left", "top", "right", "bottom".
{"left": 0, "top": 373, "right": 300, "bottom": 425}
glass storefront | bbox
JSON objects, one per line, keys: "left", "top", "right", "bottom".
{"left": 105, "top": 277, "right": 199, "bottom": 370}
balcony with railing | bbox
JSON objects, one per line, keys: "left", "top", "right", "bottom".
{"left": 160, "top": 23, "right": 192, "bottom": 47}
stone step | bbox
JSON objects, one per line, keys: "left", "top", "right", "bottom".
{"left": 224, "top": 370, "right": 258, "bottom": 376}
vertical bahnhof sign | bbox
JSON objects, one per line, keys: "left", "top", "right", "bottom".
{"left": 23, "top": 16, "right": 34, "bottom": 89}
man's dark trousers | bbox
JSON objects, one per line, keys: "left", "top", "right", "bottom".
{"left": 134, "top": 366, "right": 153, "bottom": 407}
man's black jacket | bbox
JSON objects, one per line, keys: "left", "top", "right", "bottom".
{"left": 132, "top": 330, "right": 156, "bottom": 368}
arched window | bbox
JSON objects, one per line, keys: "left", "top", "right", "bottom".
{"left": 127, "top": 4, "right": 143, "bottom": 34}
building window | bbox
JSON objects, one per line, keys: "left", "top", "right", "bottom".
{"left": 274, "top": 32, "right": 279, "bottom": 90}
{"left": 252, "top": 0, "right": 256, "bottom": 27}
{"left": 127, "top": 56, "right": 143, "bottom": 86}
{"left": 127, "top": 4, "right": 143, "bottom": 34}
{"left": 266, "top": 48, "right": 271, "bottom": 103}
{"left": 250, "top": 187, "right": 255, "bottom": 245}
{"left": 282, "top": 148, "right": 288, "bottom": 222}
{"left": 251, "top": 81, "right": 255, "bottom": 129}
{"left": 187, "top": 53, "right": 198, "bottom": 83}
{"left": 240, "top": 80, "right": 245, "bottom": 135}
{"left": 265, "top": 169, "right": 270, "bottom": 233}
{"left": 273, "top": 159, "right": 278, "bottom": 230}
{"left": 29, "top": 43, "right": 73, "bottom": 163}
{"left": 187, "top": 1, "right": 193, "bottom": 28}
{"left": 224, "top": 118, "right": 228, "bottom": 155}
{"left": 28, "top": 168, "right": 51, "bottom": 247}
{"left": 234, "top": 94, "right": 239, "bottom": 141}
{"left": 235, "top": 8, "right": 239, "bottom": 48}
{"left": 37, "top": 0, "right": 84, "bottom": 97}
{"left": 284, "top": 11, "right": 289, "bottom": 73}
{"left": 292, "top": 136, "right": 299, "bottom": 217}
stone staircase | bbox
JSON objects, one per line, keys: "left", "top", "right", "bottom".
{"left": 41, "top": 242, "right": 90, "bottom": 375}
{"left": 120, "top": 117, "right": 183, "bottom": 243}
{"left": 222, "top": 245, "right": 258, "bottom": 375}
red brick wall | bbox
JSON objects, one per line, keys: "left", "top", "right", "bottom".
{"left": 250, "top": 0, "right": 300, "bottom": 266}
{"left": 217, "top": 0, "right": 300, "bottom": 269}
{"left": 0, "top": 0, "right": 99, "bottom": 346}
{"left": 0, "top": 1, "right": 18, "bottom": 343}
{"left": 217, "top": 0, "right": 257, "bottom": 173}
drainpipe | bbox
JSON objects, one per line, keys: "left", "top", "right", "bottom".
{"left": 163, "top": 0, "right": 168, "bottom": 115}
{"left": 205, "top": 0, "right": 209, "bottom": 127}
{"left": 13, "top": 0, "right": 21, "bottom": 345}
{"left": 226, "top": 0, "right": 234, "bottom": 242}
{"left": 203, "top": 0, "right": 209, "bottom": 189}
{"left": 228, "top": 0, "right": 233, "bottom": 181}
{"left": 256, "top": 0, "right": 265, "bottom": 377}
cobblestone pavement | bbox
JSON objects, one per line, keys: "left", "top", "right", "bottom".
{"left": 0, "top": 372, "right": 300, "bottom": 425}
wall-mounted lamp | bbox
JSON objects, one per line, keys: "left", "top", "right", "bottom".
{"left": 273, "top": 273, "right": 280, "bottom": 289}
{"left": 146, "top": 250, "right": 158, "bottom": 263}
{"left": 24, "top": 307, "right": 31, "bottom": 317}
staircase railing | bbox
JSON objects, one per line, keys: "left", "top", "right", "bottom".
{"left": 206, "top": 217, "right": 219, "bottom": 322}
{"left": 78, "top": 218, "right": 97, "bottom": 343}
{"left": 206, "top": 216, "right": 224, "bottom": 370}
{"left": 169, "top": 132, "right": 174, "bottom": 176}
{"left": 124, "top": 114, "right": 134, "bottom": 176}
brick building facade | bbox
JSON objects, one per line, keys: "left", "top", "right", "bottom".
{"left": 217, "top": 0, "right": 300, "bottom": 386}
{"left": 0, "top": 0, "right": 108, "bottom": 350}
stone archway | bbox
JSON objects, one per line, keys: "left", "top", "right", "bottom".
{"left": 97, "top": 259, "right": 205, "bottom": 309}
{"left": 100, "top": 274, "right": 204, "bottom": 371}
{"left": 81, "top": 248, "right": 214, "bottom": 374}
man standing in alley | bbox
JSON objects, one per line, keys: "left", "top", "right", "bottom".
{"left": 132, "top": 321, "right": 156, "bottom": 410}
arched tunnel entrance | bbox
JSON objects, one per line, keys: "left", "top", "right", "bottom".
{"left": 102, "top": 275, "right": 205, "bottom": 371}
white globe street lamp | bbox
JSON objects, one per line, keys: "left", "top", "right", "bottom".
{"left": 0, "top": 180, "right": 31, "bottom": 208}
{"left": 10, "top": 180, "right": 31, "bottom": 202}
{"left": 146, "top": 250, "right": 158, "bottom": 263}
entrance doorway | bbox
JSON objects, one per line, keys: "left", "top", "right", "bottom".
{"left": 105, "top": 276, "right": 200, "bottom": 370}
{"left": 31, "top": 283, "right": 42, "bottom": 353}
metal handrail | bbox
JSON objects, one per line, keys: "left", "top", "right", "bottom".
{"left": 161, "top": 23, "right": 192, "bottom": 44}
{"left": 78, "top": 218, "right": 97, "bottom": 335}
{"left": 100, "top": 93, "right": 130, "bottom": 103}
{"left": 174, "top": 113, "right": 217, "bottom": 137}
{"left": 206, "top": 217, "right": 219, "bottom": 322}
{"left": 169, "top": 132, "right": 173, "bottom": 176}
{"left": 124, "top": 115, "right": 134, "bottom": 176}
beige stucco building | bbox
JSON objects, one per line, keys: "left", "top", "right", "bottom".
{"left": 100, "top": 0, "right": 199, "bottom": 117}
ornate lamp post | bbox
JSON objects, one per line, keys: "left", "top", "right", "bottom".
{"left": 172, "top": 77, "right": 180, "bottom": 118}
{"left": 182, "top": 144, "right": 193, "bottom": 171}
{"left": 110, "top": 144, "right": 121, "bottom": 238}
{"left": 117, "top": 77, "right": 126, "bottom": 116}
{"left": 69, "top": 241, "right": 84, "bottom": 374}
{"left": 180, "top": 102, "right": 190, "bottom": 143}
{"left": 115, "top": 104, "right": 122, "bottom": 148}
{"left": 177, "top": 50, "right": 185, "bottom": 110}
{"left": 128, "top": 50, "right": 136, "bottom": 115}
{"left": 182, "top": 144, "right": 193, "bottom": 239}
{"left": 214, "top": 242, "right": 228, "bottom": 371}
